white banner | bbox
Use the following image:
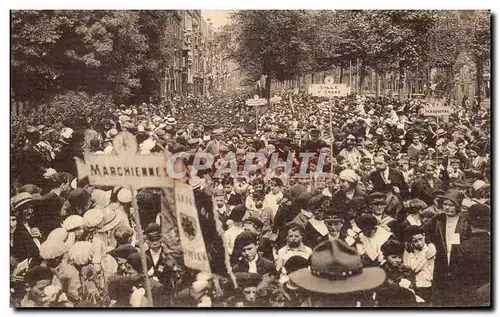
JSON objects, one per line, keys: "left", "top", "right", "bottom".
{"left": 246, "top": 98, "right": 267, "bottom": 106}
{"left": 422, "top": 106, "right": 452, "bottom": 117}
{"left": 174, "top": 181, "right": 211, "bottom": 272}
{"left": 75, "top": 152, "right": 174, "bottom": 189}
{"left": 308, "top": 83, "right": 349, "bottom": 97}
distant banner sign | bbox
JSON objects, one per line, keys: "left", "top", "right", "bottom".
{"left": 308, "top": 84, "right": 349, "bottom": 97}
{"left": 422, "top": 106, "right": 452, "bottom": 117}
{"left": 270, "top": 96, "right": 282, "bottom": 103}
{"left": 174, "top": 181, "right": 211, "bottom": 272}
{"left": 76, "top": 152, "right": 175, "bottom": 189}
{"left": 246, "top": 98, "right": 267, "bottom": 106}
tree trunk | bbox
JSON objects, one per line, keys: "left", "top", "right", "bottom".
{"left": 339, "top": 66, "right": 344, "bottom": 83}
{"left": 426, "top": 62, "right": 431, "bottom": 101}
{"left": 358, "top": 63, "right": 367, "bottom": 95}
{"left": 445, "top": 65, "right": 454, "bottom": 101}
{"left": 265, "top": 73, "right": 272, "bottom": 101}
{"left": 475, "top": 56, "right": 483, "bottom": 105}
{"left": 375, "top": 72, "right": 379, "bottom": 101}
{"left": 398, "top": 63, "right": 404, "bottom": 102}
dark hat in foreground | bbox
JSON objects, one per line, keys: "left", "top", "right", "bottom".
{"left": 108, "top": 244, "right": 138, "bottom": 260}
{"left": 377, "top": 286, "right": 417, "bottom": 307}
{"left": 284, "top": 255, "right": 310, "bottom": 274}
{"left": 380, "top": 239, "right": 404, "bottom": 256}
{"left": 467, "top": 203, "right": 490, "bottom": 223}
{"left": 235, "top": 272, "right": 263, "bottom": 289}
{"left": 229, "top": 204, "right": 247, "bottom": 222}
{"left": 289, "top": 239, "right": 386, "bottom": 294}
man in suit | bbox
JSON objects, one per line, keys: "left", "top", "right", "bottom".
{"left": 454, "top": 204, "right": 490, "bottom": 307}
{"left": 205, "top": 129, "right": 226, "bottom": 156}
{"left": 369, "top": 155, "right": 409, "bottom": 200}
{"left": 424, "top": 189, "right": 471, "bottom": 307}
{"left": 232, "top": 231, "right": 275, "bottom": 275}
{"left": 411, "top": 160, "right": 445, "bottom": 206}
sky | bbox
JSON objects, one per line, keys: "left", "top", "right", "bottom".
{"left": 201, "top": 10, "right": 234, "bottom": 30}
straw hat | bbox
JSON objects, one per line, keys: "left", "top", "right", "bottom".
{"left": 98, "top": 207, "right": 124, "bottom": 233}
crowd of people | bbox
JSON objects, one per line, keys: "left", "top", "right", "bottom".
{"left": 10, "top": 89, "right": 491, "bottom": 307}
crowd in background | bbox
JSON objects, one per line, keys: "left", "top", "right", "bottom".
{"left": 10, "top": 90, "right": 490, "bottom": 307}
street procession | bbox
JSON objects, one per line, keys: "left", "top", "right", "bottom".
{"left": 10, "top": 10, "right": 491, "bottom": 308}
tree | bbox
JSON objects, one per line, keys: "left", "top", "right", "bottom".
{"left": 225, "top": 10, "right": 318, "bottom": 99}
{"left": 11, "top": 10, "right": 148, "bottom": 104}
{"left": 426, "top": 11, "right": 465, "bottom": 100}
{"left": 462, "top": 10, "right": 491, "bottom": 103}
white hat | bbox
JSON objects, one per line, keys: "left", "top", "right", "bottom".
{"left": 62, "top": 215, "right": 84, "bottom": 232}
{"left": 472, "top": 180, "right": 489, "bottom": 192}
{"left": 83, "top": 208, "right": 104, "bottom": 228}
{"left": 98, "top": 207, "right": 124, "bottom": 233}
{"left": 189, "top": 176, "right": 205, "bottom": 190}
{"left": 91, "top": 189, "right": 111, "bottom": 209}
{"left": 61, "top": 127, "right": 73, "bottom": 139}
{"left": 117, "top": 188, "right": 133, "bottom": 204}
{"left": 339, "top": 169, "right": 359, "bottom": 183}
{"left": 166, "top": 117, "right": 177, "bottom": 125}
{"left": 140, "top": 139, "right": 156, "bottom": 151}
{"left": 375, "top": 128, "right": 384, "bottom": 135}
{"left": 39, "top": 240, "right": 67, "bottom": 260}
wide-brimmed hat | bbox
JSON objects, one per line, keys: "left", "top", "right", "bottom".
{"left": 436, "top": 189, "right": 464, "bottom": 208}
{"left": 289, "top": 239, "right": 386, "bottom": 294}
{"left": 189, "top": 176, "right": 205, "bottom": 190}
{"left": 166, "top": 117, "right": 177, "bottom": 125}
{"left": 98, "top": 207, "right": 124, "bottom": 232}
{"left": 375, "top": 128, "right": 384, "bottom": 135}
{"left": 435, "top": 129, "right": 446, "bottom": 137}
{"left": 472, "top": 180, "right": 490, "bottom": 192}
{"left": 212, "top": 128, "right": 223, "bottom": 135}
{"left": 12, "top": 192, "right": 34, "bottom": 210}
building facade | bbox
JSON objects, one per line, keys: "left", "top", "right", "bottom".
{"left": 162, "top": 10, "right": 241, "bottom": 97}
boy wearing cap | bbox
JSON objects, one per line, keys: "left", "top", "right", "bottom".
{"left": 231, "top": 272, "right": 263, "bottom": 307}
{"left": 144, "top": 223, "right": 169, "bottom": 284}
{"left": 352, "top": 214, "right": 393, "bottom": 267}
{"left": 402, "top": 226, "right": 435, "bottom": 302}
{"left": 380, "top": 240, "right": 415, "bottom": 289}
{"left": 447, "top": 158, "right": 465, "bottom": 184}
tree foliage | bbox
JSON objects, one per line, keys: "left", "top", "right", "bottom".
{"left": 11, "top": 10, "right": 179, "bottom": 104}
{"left": 226, "top": 10, "right": 318, "bottom": 91}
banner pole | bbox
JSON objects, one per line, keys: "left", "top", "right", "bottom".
{"left": 330, "top": 97, "right": 334, "bottom": 172}
{"left": 130, "top": 186, "right": 154, "bottom": 307}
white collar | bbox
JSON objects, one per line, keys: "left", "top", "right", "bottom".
{"left": 301, "top": 209, "right": 313, "bottom": 219}
{"left": 407, "top": 214, "right": 421, "bottom": 226}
